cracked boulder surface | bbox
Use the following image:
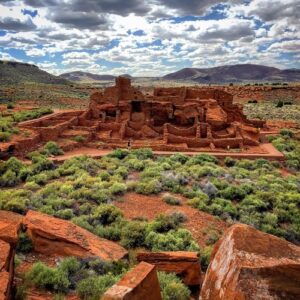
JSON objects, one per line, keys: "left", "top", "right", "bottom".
{"left": 23, "top": 210, "right": 128, "bottom": 261}
{"left": 102, "top": 261, "right": 162, "bottom": 300}
{"left": 200, "top": 224, "right": 300, "bottom": 300}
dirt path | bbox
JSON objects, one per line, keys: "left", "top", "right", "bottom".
{"left": 114, "top": 192, "right": 227, "bottom": 248}
{"left": 50, "top": 143, "right": 284, "bottom": 163}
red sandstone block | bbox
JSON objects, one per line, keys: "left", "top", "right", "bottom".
{"left": 102, "top": 261, "right": 162, "bottom": 300}
{"left": 137, "top": 251, "right": 201, "bottom": 286}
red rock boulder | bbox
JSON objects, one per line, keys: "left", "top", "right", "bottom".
{"left": 23, "top": 210, "right": 127, "bottom": 261}
{"left": 0, "top": 210, "right": 23, "bottom": 245}
{"left": 200, "top": 224, "right": 300, "bottom": 300}
{"left": 102, "top": 261, "right": 162, "bottom": 300}
{"left": 0, "top": 240, "right": 14, "bottom": 300}
{"left": 137, "top": 251, "right": 201, "bottom": 286}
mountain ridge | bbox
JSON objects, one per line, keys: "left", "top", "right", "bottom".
{"left": 163, "top": 64, "right": 300, "bottom": 82}
{"left": 0, "top": 60, "right": 69, "bottom": 85}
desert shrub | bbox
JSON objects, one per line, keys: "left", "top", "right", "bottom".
{"left": 280, "top": 128, "right": 294, "bottom": 138}
{"left": 187, "top": 153, "right": 218, "bottom": 166}
{"left": 220, "top": 185, "right": 247, "bottom": 201}
{"left": 224, "top": 157, "right": 236, "bottom": 167}
{"left": 158, "top": 272, "right": 190, "bottom": 300}
{"left": 16, "top": 232, "right": 33, "bottom": 253}
{"left": 276, "top": 100, "right": 284, "bottom": 108}
{"left": 109, "top": 182, "right": 127, "bottom": 195}
{"left": 148, "top": 212, "right": 187, "bottom": 233}
{"left": 114, "top": 166, "right": 128, "bottom": 179}
{"left": 24, "top": 181, "right": 40, "bottom": 191}
{"left": 200, "top": 246, "right": 213, "bottom": 270}
{"left": 29, "top": 155, "right": 55, "bottom": 174}
{"left": 28, "top": 173, "right": 49, "bottom": 185}
{"left": 42, "top": 141, "right": 64, "bottom": 156}
{"left": 95, "top": 224, "right": 122, "bottom": 241}
{"left": 12, "top": 108, "right": 53, "bottom": 122}
{"left": 125, "top": 158, "right": 145, "bottom": 171}
{"left": 204, "top": 227, "right": 221, "bottom": 245}
{"left": 55, "top": 208, "right": 75, "bottom": 220}
{"left": 131, "top": 148, "right": 153, "bottom": 159}
{"left": 161, "top": 171, "right": 188, "bottom": 192}
{"left": 25, "top": 256, "right": 123, "bottom": 298}
{"left": 25, "top": 262, "right": 70, "bottom": 292}
{"left": 0, "top": 189, "right": 30, "bottom": 214}
{"left": 0, "top": 131, "right": 11, "bottom": 141}
{"left": 0, "top": 116, "right": 20, "bottom": 141}
{"left": 169, "top": 153, "right": 189, "bottom": 164}
{"left": 0, "top": 169, "right": 19, "bottom": 186}
{"left": 72, "top": 216, "right": 94, "bottom": 232}
{"left": 201, "top": 182, "right": 218, "bottom": 199}
{"left": 189, "top": 165, "right": 225, "bottom": 179}
{"left": 145, "top": 228, "right": 199, "bottom": 251}
{"left": 0, "top": 157, "right": 29, "bottom": 187}
{"left": 7, "top": 103, "right": 14, "bottom": 109}
{"left": 76, "top": 274, "right": 119, "bottom": 300}
{"left": 72, "top": 135, "right": 85, "bottom": 143}
{"left": 109, "top": 148, "right": 129, "bottom": 159}
{"left": 91, "top": 205, "right": 123, "bottom": 226}
{"left": 135, "top": 179, "right": 162, "bottom": 195}
{"left": 120, "top": 221, "right": 147, "bottom": 248}
{"left": 162, "top": 194, "right": 181, "bottom": 205}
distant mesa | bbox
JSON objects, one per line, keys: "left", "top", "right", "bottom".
{"left": 163, "top": 64, "right": 300, "bottom": 83}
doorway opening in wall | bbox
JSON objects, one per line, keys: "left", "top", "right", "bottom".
{"left": 131, "top": 101, "right": 141, "bottom": 112}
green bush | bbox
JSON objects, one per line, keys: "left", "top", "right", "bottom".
{"left": 13, "top": 108, "right": 53, "bottom": 122}
{"left": 158, "top": 272, "right": 190, "bottom": 300}
{"left": 76, "top": 274, "right": 120, "bottom": 300}
{"left": 131, "top": 148, "right": 153, "bottom": 159}
{"left": 135, "top": 179, "right": 162, "bottom": 195}
{"left": 145, "top": 228, "right": 199, "bottom": 252}
{"left": 25, "top": 262, "right": 70, "bottom": 292}
{"left": 92, "top": 205, "right": 123, "bottom": 226}
{"left": 120, "top": 221, "right": 147, "bottom": 248}
{"left": 224, "top": 157, "right": 236, "bottom": 167}
{"left": 148, "top": 212, "right": 186, "bottom": 233}
{"left": 200, "top": 246, "right": 213, "bottom": 270}
{"left": 109, "top": 148, "right": 129, "bottom": 159}
{"left": 42, "top": 141, "right": 64, "bottom": 156}
{"left": 72, "top": 135, "right": 86, "bottom": 143}
{"left": 95, "top": 224, "right": 122, "bottom": 241}
{"left": 162, "top": 194, "right": 181, "bottom": 206}
{"left": 16, "top": 232, "right": 33, "bottom": 253}
{"left": 109, "top": 182, "right": 127, "bottom": 195}
{"left": 280, "top": 128, "right": 294, "bottom": 138}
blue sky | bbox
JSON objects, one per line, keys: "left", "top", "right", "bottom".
{"left": 0, "top": 0, "right": 299, "bottom": 76}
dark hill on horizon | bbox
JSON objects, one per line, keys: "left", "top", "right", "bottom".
{"left": 0, "top": 60, "right": 69, "bottom": 85}
{"left": 163, "top": 64, "right": 300, "bottom": 83}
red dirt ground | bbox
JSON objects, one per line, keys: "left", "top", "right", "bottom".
{"left": 49, "top": 143, "right": 284, "bottom": 164}
{"left": 114, "top": 192, "right": 227, "bottom": 248}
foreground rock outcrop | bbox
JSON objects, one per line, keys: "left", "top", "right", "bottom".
{"left": 200, "top": 224, "right": 300, "bottom": 300}
{"left": 0, "top": 210, "right": 23, "bottom": 245}
{"left": 0, "top": 240, "right": 14, "bottom": 300}
{"left": 102, "top": 262, "right": 162, "bottom": 300}
{"left": 23, "top": 210, "right": 128, "bottom": 261}
{"left": 0, "top": 210, "right": 22, "bottom": 300}
{"left": 137, "top": 251, "right": 201, "bottom": 286}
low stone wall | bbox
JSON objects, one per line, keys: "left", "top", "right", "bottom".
{"left": 166, "top": 123, "right": 197, "bottom": 136}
